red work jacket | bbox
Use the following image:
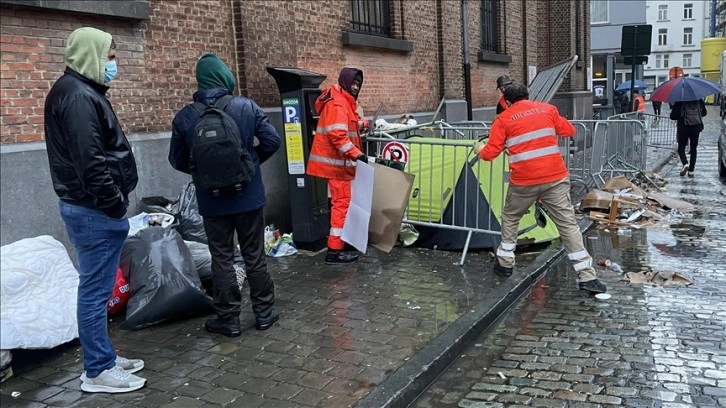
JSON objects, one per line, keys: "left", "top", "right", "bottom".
{"left": 479, "top": 99, "right": 575, "bottom": 186}
{"left": 306, "top": 84, "right": 364, "bottom": 180}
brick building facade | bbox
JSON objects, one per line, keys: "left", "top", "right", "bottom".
{"left": 0, "top": 0, "right": 589, "bottom": 144}
{"left": 0, "top": 0, "right": 590, "bottom": 246}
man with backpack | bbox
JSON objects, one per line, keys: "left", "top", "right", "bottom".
{"left": 670, "top": 99, "right": 707, "bottom": 178}
{"left": 169, "top": 53, "right": 281, "bottom": 337}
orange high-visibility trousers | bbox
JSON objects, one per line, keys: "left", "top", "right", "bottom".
{"left": 328, "top": 179, "right": 351, "bottom": 251}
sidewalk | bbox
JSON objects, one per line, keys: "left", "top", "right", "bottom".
{"left": 2, "top": 230, "right": 569, "bottom": 407}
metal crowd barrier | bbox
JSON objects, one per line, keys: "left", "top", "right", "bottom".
{"left": 363, "top": 116, "right": 649, "bottom": 263}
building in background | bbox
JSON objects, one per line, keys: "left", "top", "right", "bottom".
{"left": 0, "top": 0, "right": 590, "bottom": 248}
{"left": 590, "top": 0, "right": 647, "bottom": 114}
{"left": 643, "top": 0, "right": 709, "bottom": 89}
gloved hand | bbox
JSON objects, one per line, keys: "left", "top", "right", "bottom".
{"left": 356, "top": 154, "right": 368, "bottom": 163}
{"left": 472, "top": 140, "right": 485, "bottom": 154}
{"left": 358, "top": 118, "right": 370, "bottom": 132}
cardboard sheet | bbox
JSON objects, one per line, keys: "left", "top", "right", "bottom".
{"left": 368, "top": 163, "right": 415, "bottom": 253}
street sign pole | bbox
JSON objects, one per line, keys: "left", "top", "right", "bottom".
{"left": 630, "top": 26, "right": 637, "bottom": 111}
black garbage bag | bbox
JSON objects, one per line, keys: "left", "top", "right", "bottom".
{"left": 139, "top": 196, "right": 179, "bottom": 216}
{"left": 184, "top": 240, "right": 212, "bottom": 280}
{"left": 119, "top": 227, "right": 212, "bottom": 330}
{"left": 176, "top": 182, "right": 208, "bottom": 244}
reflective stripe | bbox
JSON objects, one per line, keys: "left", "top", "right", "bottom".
{"left": 317, "top": 123, "right": 348, "bottom": 134}
{"left": 500, "top": 242, "right": 517, "bottom": 251}
{"left": 497, "top": 248, "right": 515, "bottom": 258}
{"left": 509, "top": 145, "right": 561, "bottom": 163}
{"left": 329, "top": 227, "right": 343, "bottom": 236}
{"left": 506, "top": 128, "right": 555, "bottom": 148}
{"left": 568, "top": 249, "right": 590, "bottom": 260}
{"left": 347, "top": 131, "right": 359, "bottom": 137}
{"left": 309, "top": 154, "right": 354, "bottom": 167}
{"left": 573, "top": 258, "right": 593, "bottom": 272}
{"left": 339, "top": 141, "right": 354, "bottom": 153}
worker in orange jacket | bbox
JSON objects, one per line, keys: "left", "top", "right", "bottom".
{"left": 307, "top": 67, "right": 368, "bottom": 264}
{"left": 473, "top": 82, "right": 607, "bottom": 295}
{"left": 495, "top": 75, "right": 513, "bottom": 116}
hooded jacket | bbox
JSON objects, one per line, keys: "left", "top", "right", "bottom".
{"left": 44, "top": 27, "right": 138, "bottom": 219}
{"left": 306, "top": 68, "right": 365, "bottom": 180}
{"left": 169, "top": 54, "right": 281, "bottom": 217}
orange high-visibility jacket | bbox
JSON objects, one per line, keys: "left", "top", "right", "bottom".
{"left": 307, "top": 84, "right": 364, "bottom": 181}
{"left": 479, "top": 99, "right": 575, "bottom": 186}
{"left": 634, "top": 95, "right": 645, "bottom": 112}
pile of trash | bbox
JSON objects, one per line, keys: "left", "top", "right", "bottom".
{"left": 580, "top": 176, "right": 697, "bottom": 229}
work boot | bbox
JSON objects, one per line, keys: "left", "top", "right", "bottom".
{"left": 255, "top": 308, "right": 280, "bottom": 331}
{"left": 492, "top": 261, "right": 513, "bottom": 277}
{"left": 325, "top": 250, "right": 359, "bottom": 264}
{"left": 204, "top": 317, "right": 242, "bottom": 337}
{"left": 578, "top": 279, "right": 607, "bottom": 294}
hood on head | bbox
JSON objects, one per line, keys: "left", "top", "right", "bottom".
{"left": 196, "top": 53, "right": 236, "bottom": 93}
{"left": 65, "top": 27, "right": 113, "bottom": 85}
{"left": 338, "top": 67, "right": 363, "bottom": 97}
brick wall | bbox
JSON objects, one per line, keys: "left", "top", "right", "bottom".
{"left": 0, "top": 0, "right": 237, "bottom": 143}
{"left": 0, "top": 0, "right": 589, "bottom": 144}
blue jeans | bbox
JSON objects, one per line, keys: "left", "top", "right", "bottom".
{"left": 59, "top": 201, "right": 129, "bottom": 378}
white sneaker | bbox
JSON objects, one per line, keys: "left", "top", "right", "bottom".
{"left": 114, "top": 356, "right": 144, "bottom": 374}
{"left": 80, "top": 356, "right": 145, "bottom": 381}
{"left": 680, "top": 164, "right": 689, "bottom": 177}
{"left": 80, "top": 365, "right": 146, "bottom": 393}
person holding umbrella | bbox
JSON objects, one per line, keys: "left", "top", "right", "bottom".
{"left": 651, "top": 76, "right": 718, "bottom": 178}
{"left": 670, "top": 99, "right": 706, "bottom": 177}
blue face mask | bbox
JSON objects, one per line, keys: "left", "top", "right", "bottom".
{"left": 104, "top": 60, "right": 117, "bottom": 83}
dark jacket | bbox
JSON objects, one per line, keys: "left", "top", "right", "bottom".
{"left": 44, "top": 68, "right": 139, "bottom": 218}
{"left": 169, "top": 87, "right": 281, "bottom": 217}
{"left": 670, "top": 100, "right": 707, "bottom": 133}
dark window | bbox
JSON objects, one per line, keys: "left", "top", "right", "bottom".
{"left": 351, "top": 0, "right": 391, "bottom": 37}
{"left": 481, "top": 0, "right": 498, "bottom": 53}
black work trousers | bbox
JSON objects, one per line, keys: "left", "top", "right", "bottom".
{"left": 202, "top": 208, "right": 275, "bottom": 321}
{"left": 677, "top": 130, "right": 701, "bottom": 172}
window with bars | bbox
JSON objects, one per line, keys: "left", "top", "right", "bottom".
{"left": 350, "top": 0, "right": 391, "bottom": 37}
{"left": 480, "top": 0, "right": 498, "bottom": 53}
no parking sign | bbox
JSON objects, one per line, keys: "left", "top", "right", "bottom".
{"left": 381, "top": 141, "right": 409, "bottom": 164}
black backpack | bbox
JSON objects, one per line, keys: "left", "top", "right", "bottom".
{"left": 682, "top": 101, "right": 703, "bottom": 126}
{"left": 190, "top": 95, "right": 255, "bottom": 196}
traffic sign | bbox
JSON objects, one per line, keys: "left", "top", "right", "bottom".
{"left": 381, "top": 141, "right": 409, "bottom": 163}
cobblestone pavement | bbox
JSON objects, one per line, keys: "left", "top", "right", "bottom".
{"left": 0, "top": 227, "right": 546, "bottom": 407}
{"left": 413, "top": 112, "right": 726, "bottom": 407}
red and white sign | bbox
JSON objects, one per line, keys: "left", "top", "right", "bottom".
{"left": 381, "top": 141, "right": 409, "bottom": 163}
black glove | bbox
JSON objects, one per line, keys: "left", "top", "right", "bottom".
{"left": 356, "top": 154, "right": 368, "bottom": 163}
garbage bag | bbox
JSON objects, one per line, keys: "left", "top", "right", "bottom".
{"left": 119, "top": 227, "right": 212, "bottom": 330}
{"left": 176, "top": 182, "right": 207, "bottom": 244}
{"left": 184, "top": 240, "right": 212, "bottom": 280}
{"left": 139, "top": 196, "right": 179, "bottom": 216}
{"left": 264, "top": 225, "right": 298, "bottom": 257}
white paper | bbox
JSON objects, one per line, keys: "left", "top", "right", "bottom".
{"left": 342, "top": 161, "right": 374, "bottom": 253}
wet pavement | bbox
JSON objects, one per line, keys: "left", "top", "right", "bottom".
{"left": 2, "top": 111, "right": 724, "bottom": 408}
{"left": 413, "top": 112, "right": 726, "bottom": 407}
{"left": 0, "top": 229, "right": 548, "bottom": 407}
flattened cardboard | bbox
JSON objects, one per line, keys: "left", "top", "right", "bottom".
{"left": 368, "top": 163, "right": 415, "bottom": 253}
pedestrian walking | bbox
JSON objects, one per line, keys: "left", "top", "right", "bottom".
{"left": 495, "top": 75, "right": 513, "bottom": 116}
{"left": 169, "top": 53, "right": 281, "bottom": 337}
{"left": 633, "top": 89, "right": 646, "bottom": 120}
{"left": 670, "top": 99, "right": 707, "bottom": 177}
{"left": 306, "top": 67, "right": 369, "bottom": 264}
{"left": 473, "top": 82, "right": 607, "bottom": 294}
{"left": 44, "top": 27, "right": 146, "bottom": 393}
{"left": 652, "top": 100, "right": 662, "bottom": 126}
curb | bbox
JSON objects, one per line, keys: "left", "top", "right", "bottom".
{"left": 356, "top": 218, "right": 593, "bottom": 408}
